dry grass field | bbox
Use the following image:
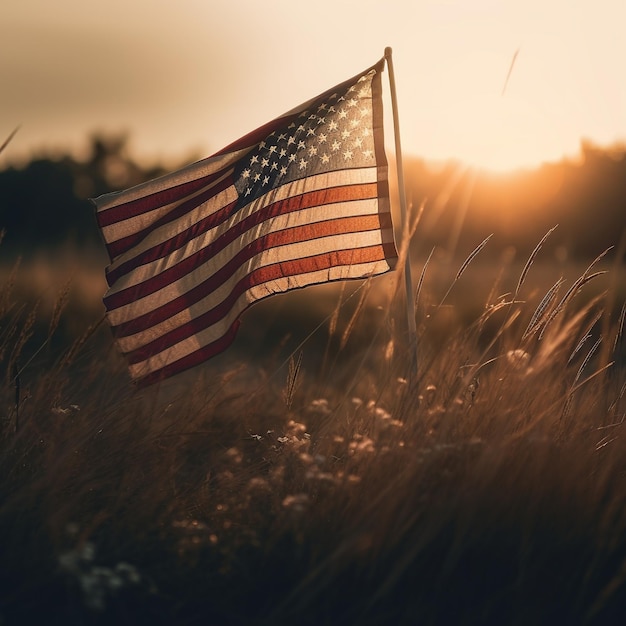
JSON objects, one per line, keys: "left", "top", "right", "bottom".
{"left": 1, "top": 235, "right": 625, "bottom": 625}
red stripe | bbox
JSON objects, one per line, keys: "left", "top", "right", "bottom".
{"left": 110, "top": 213, "right": 394, "bottom": 339}
{"left": 135, "top": 319, "right": 242, "bottom": 388}
{"left": 97, "top": 165, "right": 234, "bottom": 228}
{"left": 127, "top": 243, "right": 395, "bottom": 366}
{"left": 105, "top": 174, "right": 235, "bottom": 261}
{"left": 106, "top": 181, "right": 381, "bottom": 288}
{"left": 105, "top": 182, "right": 383, "bottom": 307}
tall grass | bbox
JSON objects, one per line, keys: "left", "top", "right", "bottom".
{"left": 0, "top": 232, "right": 625, "bottom": 625}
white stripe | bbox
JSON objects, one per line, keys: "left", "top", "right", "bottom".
{"left": 106, "top": 194, "right": 383, "bottom": 299}
{"left": 100, "top": 168, "right": 236, "bottom": 248}
{"left": 109, "top": 226, "right": 389, "bottom": 336}
{"left": 128, "top": 259, "right": 391, "bottom": 380}
{"left": 105, "top": 167, "right": 380, "bottom": 280}
{"left": 94, "top": 147, "right": 249, "bottom": 213}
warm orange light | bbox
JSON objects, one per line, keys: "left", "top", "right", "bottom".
{"left": 433, "top": 92, "right": 573, "bottom": 173}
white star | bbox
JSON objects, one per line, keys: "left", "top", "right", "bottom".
{"left": 318, "top": 103, "right": 327, "bottom": 110}
{"left": 259, "top": 141, "right": 266, "bottom": 149}
{"left": 245, "top": 187, "right": 252, "bottom": 196}
{"left": 288, "top": 153, "right": 297, "bottom": 163}
{"left": 299, "top": 158, "right": 308, "bottom": 170}
{"left": 297, "top": 124, "right": 306, "bottom": 132}
{"left": 328, "top": 120, "right": 338, "bottom": 132}
{"left": 242, "top": 168, "right": 251, "bottom": 178}
{"left": 362, "top": 149, "right": 373, "bottom": 159}
{"left": 321, "top": 153, "right": 330, "bottom": 164}
{"left": 287, "top": 136, "right": 296, "bottom": 145}
{"left": 350, "top": 119, "right": 360, "bottom": 129}
{"left": 280, "top": 166, "right": 287, "bottom": 176}
{"left": 269, "top": 145, "right": 277, "bottom": 154}
{"left": 250, "top": 155, "right": 259, "bottom": 164}
{"left": 318, "top": 133, "right": 327, "bottom": 143}
{"left": 331, "top": 140, "right": 341, "bottom": 152}
{"left": 338, "top": 109, "right": 348, "bottom": 119}
{"left": 343, "top": 150, "right": 353, "bottom": 161}
{"left": 341, "top": 130, "right": 351, "bottom": 140}
{"left": 297, "top": 140, "right": 306, "bottom": 150}
{"left": 347, "top": 98, "right": 357, "bottom": 107}
{"left": 254, "top": 173, "right": 261, "bottom": 182}
{"left": 270, "top": 161, "right": 278, "bottom": 171}
{"left": 306, "top": 127, "right": 316, "bottom": 137}
{"left": 278, "top": 133, "right": 287, "bottom": 141}
{"left": 261, "top": 157, "right": 269, "bottom": 168}
{"left": 279, "top": 148, "right": 287, "bottom": 158}
{"left": 262, "top": 175, "right": 269, "bottom": 185}
{"left": 308, "top": 145, "right": 318, "bottom": 157}
{"left": 317, "top": 116, "right": 326, "bottom": 125}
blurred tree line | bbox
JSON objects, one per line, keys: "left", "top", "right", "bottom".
{"left": 0, "top": 134, "right": 624, "bottom": 261}
{"left": 405, "top": 140, "right": 626, "bottom": 260}
{"left": 0, "top": 133, "right": 171, "bottom": 258}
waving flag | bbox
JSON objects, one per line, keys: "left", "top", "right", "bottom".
{"left": 93, "top": 57, "right": 397, "bottom": 386}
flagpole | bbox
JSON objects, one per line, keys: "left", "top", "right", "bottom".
{"left": 384, "top": 47, "right": 418, "bottom": 378}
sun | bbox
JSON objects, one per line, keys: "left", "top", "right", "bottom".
{"left": 436, "top": 91, "right": 572, "bottom": 172}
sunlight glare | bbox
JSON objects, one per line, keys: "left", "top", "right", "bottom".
{"left": 437, "top": 91, "right": 572, "bottom": 172}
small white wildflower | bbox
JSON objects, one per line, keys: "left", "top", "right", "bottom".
{"left": 351, "top": 397, "right": 363, "bottom": 408}
{"left": 309, "top": 398, "right": 331, "bottom": 415}
{"left": 507, "top": 349, "right": 531, "bottom": 371}
{"left": 282, "top": 493, "right": 309, "bottom": 512}
{"left": 349, "top": 436, "right": 375, "bottom": 454}
{"left": 374, "top": 407, "right": 391, "bottom": 420}
{"left": 287, "top": 419, "right": 307, "bottom": 434}
{"left": 225, "top": 447, "right": 242, "bottom": 463}
{"left": 248, "top": 477, "right": 270, "bottom": 490}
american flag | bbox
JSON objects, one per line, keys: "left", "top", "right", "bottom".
{"left": 93, "top": 57, "right": 398, "bottom": 386}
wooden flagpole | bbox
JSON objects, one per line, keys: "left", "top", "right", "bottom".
{"left": 384, "top": 47, "right": 418, "bottom": 378}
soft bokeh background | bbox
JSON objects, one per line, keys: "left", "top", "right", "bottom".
{"left": 2, "top": 0, "right": 625, "bottom": 170}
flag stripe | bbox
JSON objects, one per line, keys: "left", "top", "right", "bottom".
{"left": 95, "top": 146, "right": 248, "bottom": 214}
{"left": 109, "top": 213, "right": 393, "bottom": 336}
{"left": 104, "top": 173, "right": 236, "bottom": 260}
{"left": 129, "top": 244, "right": 395, "bottom": 385}
{"left": 97, "top": 166, "right": 235, "bottom": 228}
{"left": 104, "top": 182, "right": 384, "bottom": 308}
{"left": 125, "top": 242, "right": 393, "bottom": 365}
{"left": 115, "top": 236, "right": 393, "bottom": 357}
{"left": 134, "top": 320, "right": 242, "bottom": 388}
{"left": 110, "top": 205, "right": 392, "bottom": 346}
{"left": 105, "top": 168, "right": 380, "bottom": 286}
{"left": 106, "top": 179, "right": 381, "bottom": 291}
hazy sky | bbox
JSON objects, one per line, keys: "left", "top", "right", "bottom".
{"left": 2, "top": 0, "right": 625, "bottom": 171}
